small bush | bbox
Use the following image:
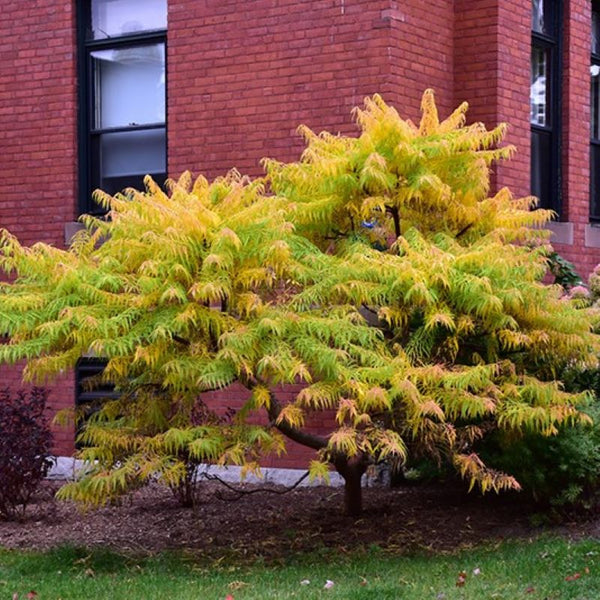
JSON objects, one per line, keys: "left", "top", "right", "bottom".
{"left": 546, "top": 251, "right": 583, "bottom": 290}
{"left": 477, "top": 400, "right": 600, "bottom": 508}
{"left": 0, "top": 387, "right": 53, "bottom": 520}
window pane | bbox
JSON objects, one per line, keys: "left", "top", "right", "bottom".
{"left": 532, "top": 0, "right": 556, "bottom": 37}
{"left": 90, "top": 0, "right": 167, "bottom": 39}
{"left": 99, "top": 128, "right": 166, "bottom": 178}
{"left": 532, "top": 0, "right": 545, "bottom": 34}
{"left": 92, "top": 44, "right": 165, "bottom": 129}
{"left": 594, "top": 7, "right": 600, "bottom": 56}
{"left": 592, "top": 63, "right": 600, "bottom": 141}
{"left": 91, "top": 128, "right": 166, "bottom": 203}
{"left": 591, "top": 144, "right": 600, "bottom": 219}
{"left": 592, "top": 143, "right": 600, "bottom": 221}
{"left": 530, "top": 46, "right": 549, "bottom": 126}
{"left": 531, "top": 129, "right": 554, "bottom": 210}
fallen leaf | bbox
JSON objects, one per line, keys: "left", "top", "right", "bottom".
{"left": 228, "top": 581, "right": 248, "bottom": 591}
{"left": 585, "top": 566, "right": 590, "bottom": 574}
{"left": 359, "top": 576, "right": 368, "bottom": 586}
{"left": 565, "top": 573, "right": 581, "bottom": 582}
{"left": 456, "top": 571, "right": 467, "bottom": 587}
{"left": 84, "top": 568, "right": 95, "bottom": 578}
{"left": 324, "top": 579, "right": 335, "bottom": 589}
{"left": 525, "top": 586, "right": 535, "bottom": 594}
{"left": 26, "top": 593, "right": 37, "bottom": 600}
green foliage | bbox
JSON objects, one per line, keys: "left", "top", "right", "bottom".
{"left": 0, "top": 90, "right": 598, "bottom": 509}
{"left": 474, "top": 261, "right": 600, "bottom": 509}
{"left": 546, "top": 251, "right": 583, "bottom": 290}
{"left": 57, "top": 387, "right": 283, "bottom": 508}
{"left": 478, "top": 400, "right": 600, "bottom": 507}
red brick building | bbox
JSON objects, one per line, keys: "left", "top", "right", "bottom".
{"left": 0, "top": 0, "right": 598, "bottom": 460}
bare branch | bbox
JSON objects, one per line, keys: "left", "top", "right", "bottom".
{"left": 267, "top": 392, "right": 328, "bottom": 450}
{"left": 199, "top": 470, "right": 310, "bottom": 501}
{"left": 456, "top": 222, "right": 474, "bottom": 239}
{"left": 386, "top": 205, "right": 401, "bottom": 238}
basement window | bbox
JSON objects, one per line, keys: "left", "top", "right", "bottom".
{"left": 75, "top": 357, "right": 116, "bottom": 447}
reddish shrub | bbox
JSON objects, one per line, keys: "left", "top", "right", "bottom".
{"left": 0, "top": 388, "right": 53, "bottom": 520}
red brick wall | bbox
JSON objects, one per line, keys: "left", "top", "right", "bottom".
{"left": 383, "top": 1, "right": 454, "bottom": 121}
{"left": 494, "top": 0, "right": 532, "bottom": 198}
{"left": 553, "top": 0, "right": 597, "bottom": 279}
{"left": 167, "top": 0, "right": 457, "bottom": 469}
{"left": 0, "top": 362, "right": 75, "bottom": 456}
{"left": 0, "top": 1, "right": 78, "bottom": 456}
{"left": 0, "top": 1, "right": 78, "bottom": 246}
{"left": 455, "top": 0, "right": 531, "bottom": 198}
{"left": 454, "top": 0, "right": 499, "bottom": 129}
{"left": 202, "top": 383, "right": 329, "bottom": 469}
{"left": 2, "top": 0, "right": 600, "bottom": 464}
{"left": 454, "top": 0, "right": 600, "bottom": 281}
{"left": 167, "top": 0, "right": 455, "bottom": 181}
{"left": 561, "top": 0, "right": 591, "bottom": 223}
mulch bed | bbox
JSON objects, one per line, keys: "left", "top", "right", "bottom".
{"left": 1, "top": 480, "right": 598, "bottom": 561}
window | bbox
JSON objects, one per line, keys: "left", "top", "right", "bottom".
{"left": 591, "top": 2, "right": 600, "bottom": 220}
{"left": 78, "top": 0, "right": 167, "bottom": 215}
{"left": 530, "top": 0, "right": 561, "bottom": 213}
{"left": 75, "top": 357, "right": 117, "bottom": 447}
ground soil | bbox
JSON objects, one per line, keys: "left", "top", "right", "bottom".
{"left": 1, "top": 480, "right": 598, "bottom": 561}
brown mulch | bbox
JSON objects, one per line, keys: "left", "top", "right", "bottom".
{"left": 1, "top": 480, "right": 598, "bottom": 561}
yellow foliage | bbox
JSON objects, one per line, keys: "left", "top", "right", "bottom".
{"left": 0, "top": 90, "right": 598, "bottom": 508}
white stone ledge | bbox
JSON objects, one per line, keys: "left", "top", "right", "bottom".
{"left": 48, "top": 456, "right": 391, "bottom": 488}
{"left": 48, "top": 456, "right": 84, "bottom": 481}
{"left": 546, "top": 221, "right": 574, "bottom": 246}
{"left": 585, "top": 224, "right": 600, "bottom": 248}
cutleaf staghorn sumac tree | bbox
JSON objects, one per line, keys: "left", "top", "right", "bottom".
{"left": 0, "top": 90, "right": 597, "bottom": 515}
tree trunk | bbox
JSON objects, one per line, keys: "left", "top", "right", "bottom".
{"left": 265, "top": 390, "right": 368, "bottom": 516}
{"left": 343, "top": 467, "right": 364, "bottom": 517}
{"left": 334, "top": 455, "right": 367, "bottom": 517}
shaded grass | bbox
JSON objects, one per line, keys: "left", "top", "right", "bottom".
{"left": 0, "top": 536, "right": 599, "bottom": 599}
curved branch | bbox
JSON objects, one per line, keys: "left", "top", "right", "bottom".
{"left": 386, "top": 205, "right": 401, "bottom": 238}
{"left": 456, "top": 222, "right": 474, "bottom": 239}
{"left": 237, "top": 377, "right": 328, "bottom": 451}
{"left": 200, "top": 470, "right": 309, "bottom": 501}
{"left": 267, "top": 392, "right": 328, "bottom": 451}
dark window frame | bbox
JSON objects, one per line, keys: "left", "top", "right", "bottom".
{"left": 77, "top": 2, "right": 167, "bottom": 216}
{"left": 591, "top": 1, "right": 600, "bottom": 221}
{"left": 75, "top": 357, "right": 117, "bottom": 448}
{"left": 530, "top": 0, "right": 562, "bottom": 215}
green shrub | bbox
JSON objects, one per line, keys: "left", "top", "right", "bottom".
{"left": 477, "top": 400, "right": 600, "bottom": 507}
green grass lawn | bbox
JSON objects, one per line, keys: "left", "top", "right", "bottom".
{"left": 0, "top": 536, "right": 598, "bottom": 600}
